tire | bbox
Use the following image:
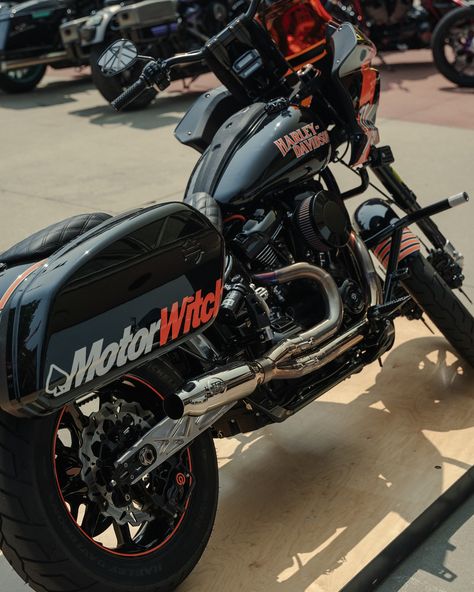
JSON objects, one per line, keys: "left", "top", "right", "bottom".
{"left": 0, "top": 65, "right": 46, "bottom": 93}
{"left": 90, "top": 44, "right": 157, "bottom": 110}
{"left": 0, "top": 360, "right": 219, "bottom": 592}
{"left": 432, "top": 6, "right": 474, "bottom": 88}
{"left": 402, "top": 253, "right": 474, "bottom": 366}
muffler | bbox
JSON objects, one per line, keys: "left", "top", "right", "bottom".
{"left": 164, "top": 234, "right": 379, "bottom": 420}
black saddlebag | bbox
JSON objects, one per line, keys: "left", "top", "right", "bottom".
{"left": 0, "top": 203, "right": 224, "bottom": 417}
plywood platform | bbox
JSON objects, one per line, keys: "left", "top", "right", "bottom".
{"left": 179, "top": 319, "right": 474, "bottom": 592}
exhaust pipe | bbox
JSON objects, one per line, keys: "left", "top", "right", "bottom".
{"left": 0, "top": 51, "right": 68, "bottom": 72}
{"left": 164, "top": 234, "right": 380, "bottom": 420}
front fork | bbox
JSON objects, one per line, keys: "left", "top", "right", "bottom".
{"left": 368, "top": 146, "right": 466, "bottom": 290}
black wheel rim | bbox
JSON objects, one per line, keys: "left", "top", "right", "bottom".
{"left": 443, "top": 16, "right": 474, "bottom": 77}
{"left": 7, "top": 66, "right": 44, "bottom": 84}
{"left": 52, "top": 375, "right": 194, "bottom": 557}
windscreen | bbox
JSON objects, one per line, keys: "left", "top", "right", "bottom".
{"left": 260, "top": 0, "right": 332, "bottom": 65}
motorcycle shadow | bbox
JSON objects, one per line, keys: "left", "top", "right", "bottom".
{"left": 181, "top": 330, "right": 474, "bottom": 592}
{"left": 439, "top": 86, "right": 474, "bottom": 95}
{"left": 68, "top": 90, "right": 204, "bottom": 131}
{"left": 378, "top": 57, "right": 438, "bottom": 92}
{"left": 0, "top": 71, "right": 93, "bottom": 109}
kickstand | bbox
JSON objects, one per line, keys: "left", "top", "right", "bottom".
{"left": 421, "top": 316, "right": 435, "bottom": 335}
{"left": 377, "top": 53, "right": 394, "bottom": 72}
{"left": 459, "top": 287, "right": 473, "bottom": 305}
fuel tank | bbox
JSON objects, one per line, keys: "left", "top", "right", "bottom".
{"left": 185, "top": 102, "right": 331, "bottom": 208}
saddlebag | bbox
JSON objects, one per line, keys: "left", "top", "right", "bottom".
{"left": 0, "top": 203, "right": 224, "bottom": 417}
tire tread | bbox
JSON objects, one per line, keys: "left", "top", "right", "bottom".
{"left": 403, "top": 253, "right": 474, "bottom": 366}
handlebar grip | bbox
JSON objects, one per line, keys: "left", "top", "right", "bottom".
{"left": 111, "top": 77, "right": 149, "bottom": 111}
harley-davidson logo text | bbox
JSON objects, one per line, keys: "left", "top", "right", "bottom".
{"left": 45, "top": 279, "right": 223, "bottom": 397}
{"left": 273, "top": 124, "right": 330, "bottom": 159}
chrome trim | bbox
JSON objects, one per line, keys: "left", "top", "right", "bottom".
{"left": 348, "top": 231, "right": 383, "bottom": 308}
{"left": 0, "top": 51, "right": 67, "bottom": 72}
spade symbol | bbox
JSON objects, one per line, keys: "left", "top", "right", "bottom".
{"left": 45, "top": 364, "right": 71, "bottom": 397}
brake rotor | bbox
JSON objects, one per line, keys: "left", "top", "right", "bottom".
{"left": 79, "top": 400, "right": 155, "bottom": 526}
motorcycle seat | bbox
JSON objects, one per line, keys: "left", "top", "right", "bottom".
{"left": 184, "top": 192, "right": 222, "bottom": 231}
{"left": 0, "top": 212, "right": 112, "bottom": 267}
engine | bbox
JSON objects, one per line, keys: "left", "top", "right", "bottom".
{"left": 187, "top": 190, "right": 395, "bottom": 436}
{"left": 215, "top": 189, "right": 367, "bottom": 361}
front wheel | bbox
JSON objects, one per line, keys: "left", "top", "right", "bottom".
{"left": 403, "top": 253, "right": 474, "bottom": 366}
{"left": 0, "top": 65, "right": 46, "bottom": 93}
{"left": 0, "top": 361, "right": 218, "bottom": 592}
{"left": 432, "top": 6, "right": 474, "bottom": 88}
{"left": 90, "top": 44, "right": 157, "bottom": 110}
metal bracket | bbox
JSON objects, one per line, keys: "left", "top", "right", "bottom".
{"left": 113, "top": 403, "right": 234, "bottom": 485}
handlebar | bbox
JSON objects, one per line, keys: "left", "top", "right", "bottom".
{"left": 111, "top": 0, "right": 263, "bottom": 110}
{"left": 111, "top": 77, "right": 149, "bottom": 110}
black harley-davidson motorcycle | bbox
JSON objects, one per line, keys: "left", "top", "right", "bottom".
{"left": 0, "top": 0, "right": 103, "bottom": 93}
{"left": 0, "top": 0, "right": 472, "bottom": 590}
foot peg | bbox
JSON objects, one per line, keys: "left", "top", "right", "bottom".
{"left": 368, "top": 296, "right": 411, "bottom": 320}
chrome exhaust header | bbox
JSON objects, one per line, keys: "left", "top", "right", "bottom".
{"left": 117, "top": 234, "right": 381, "bottom": 483}
{"left": 164, "top": 234, "right": 380, "bottom": 420}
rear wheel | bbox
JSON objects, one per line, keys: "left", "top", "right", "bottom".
{"left": 432, "top": 6, "right": 474, "bottom": 87}
{"left": 0, "top": 65, "right": 46, "bottom": 93}
{"left": 0, "top": 361, "right": 218, "bottom": 592}
{"left": 403, "top": 253, "right": 474, "bottom": 366}
{"left": 90, "top": 44, "right": 157, "bottom": 110}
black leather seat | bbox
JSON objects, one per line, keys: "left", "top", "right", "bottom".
{"left": 0, "top": 212, "right": 112, "bottom": 266}
{"left": 184, "top": 192, "right": 222, "bottom": 231}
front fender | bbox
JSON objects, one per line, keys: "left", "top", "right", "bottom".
{"left": 354, "top": 198, "right": 420, "bottom": 268}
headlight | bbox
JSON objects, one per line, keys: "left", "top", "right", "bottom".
{"left": 86, "top": 14, "right": 103, "bottom": 27}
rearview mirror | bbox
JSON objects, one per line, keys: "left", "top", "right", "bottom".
{"left": 97, "top": 39, "right": 138, "bottom": 77}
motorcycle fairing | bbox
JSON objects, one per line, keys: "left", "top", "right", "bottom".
{"left": 174, "top": 85, "right": 243, "bottom": 153}
{"left": 329, "top": 22, "right": 380, "bottom": 166}
{"left": 0, "top": 203, "right": 224, "bottom": 417}
{"left": 185, "top": 102, "right": 331, "bottom": 208}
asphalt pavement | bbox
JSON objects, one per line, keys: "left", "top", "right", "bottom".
{"left": 0, "top": 49, "right": 473, "bottom": 591}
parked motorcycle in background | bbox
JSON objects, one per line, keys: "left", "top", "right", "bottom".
{"left": 432, "top": 3, "right": 474, "bottom": 88}
{"left": 62, "top": 0, "right": 246, "bottom": 109}
{"left": 0, "top": 0, "right": 104, "bottom": 93}
{"left": 325, "top": 0, "right": 474, "bottom": 87}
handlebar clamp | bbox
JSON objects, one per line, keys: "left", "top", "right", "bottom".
{"left": 142, "top": 60, "right": 171, "bottom": 91}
